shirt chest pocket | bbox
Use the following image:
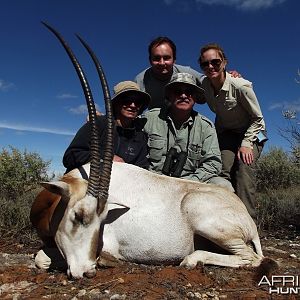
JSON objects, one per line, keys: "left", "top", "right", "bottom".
{"left": 186, "top": 144, "right": 202, "bottom": 170}
{"left": 224, "top": 98, "right": 238, "bottom": 110}
{"left": 148, "top": 137, "right": 166, "bottom": 162}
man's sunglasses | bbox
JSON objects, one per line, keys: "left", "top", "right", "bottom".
{"left": 173, "top": 88, "right": 195, "bottom": 97}
{"left": 200, "top": 58, "right": 222, "bottom": 69}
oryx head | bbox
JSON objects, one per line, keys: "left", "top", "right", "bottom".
{"left": 41, "top": 22, "right": 114, "bottom": 278}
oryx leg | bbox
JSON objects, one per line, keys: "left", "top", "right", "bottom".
{"left": 180, "top": 192, "right": 263, "bottom": 268}
{"left": 180, "top": 239, "right": 261, "bottom": 268}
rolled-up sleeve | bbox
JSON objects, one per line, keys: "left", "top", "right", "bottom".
{"left": 239, "top": 85, "right": 265, "bottom": 147}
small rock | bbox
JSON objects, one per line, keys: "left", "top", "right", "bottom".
{"left": 0, "top": 281, "right": 34, "bottom": 294}
{"left": 290, "top": 254, "right": 297, "bottom": 258}
{"left": 110, "top": 294, "right": 126, "bottom": 300}
{"left": 89, "top": 288, "right": 101, "bottom": 298}
{"left": 117, "top": 277, "right": 125, "bottom": 284}
{"left": 264, "top": 246, "right": 287, "bottom": 254}
{"left": 62, "top": 279, "right": 67, "bottom": 286}
{"left": 77, "top": 289, "right": 86, "bottom": 297}
{"left": 186, "top": 291, "right": 194, "bottom": 298}
{"left": 277, "top": 242, "right": 285, "bottom": 247}
{"left": 289, "top": 243, "right": 300, "bottom": 248}
{"left": 167, "top": 291, "right": 178, "bottom": 298}
{"left": 12, "top": 293, "right": 21, "bottom": 300}
{"left": 207, "top": 290, "right": 219, "bottom": 297}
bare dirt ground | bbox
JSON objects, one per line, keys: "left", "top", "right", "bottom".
{"left": 0, "top": 228, "right": 299, "bottom": 300}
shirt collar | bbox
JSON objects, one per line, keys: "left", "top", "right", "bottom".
{"left": 220, "top": 71, "right": 231, "bottom": 92}
{"left": 166, "top": 110, "right": 196, "bottom": 130}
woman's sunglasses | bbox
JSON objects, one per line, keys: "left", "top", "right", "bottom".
{"left": 121, "top": 97, "right": 143, "bottom": 106}
{"left": 200, "top": 58, "right": 222, "bottom": 69}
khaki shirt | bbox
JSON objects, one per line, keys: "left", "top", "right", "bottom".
{"left": 143, "top": 108, "right": 222, "bottom": 182}
{"left": 201, "top": 72, "right": 266, "bottom": 148}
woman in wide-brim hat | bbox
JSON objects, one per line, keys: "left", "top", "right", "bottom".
{"left": 112, "top": 81, "right": 151, "bottom": 117}
{"left": 63, "top": 81, "right": 151, "bottom": 173}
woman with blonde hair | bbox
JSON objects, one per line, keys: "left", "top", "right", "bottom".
{"left": 198, "top": 43, "right": 267, "bottom": 220}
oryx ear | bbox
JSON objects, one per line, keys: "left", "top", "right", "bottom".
{"left": 108, "top": 203, "right": 130, "bottom": 210}
{"left": 40, "top": 181, "right": 70, "bottom": 198}
{"left": 107, "top": 195, "right": 129, "bottom": 209}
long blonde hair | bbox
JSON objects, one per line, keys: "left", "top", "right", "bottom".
{"left": 198, "top": 43, "right": 227, "bottom": 65}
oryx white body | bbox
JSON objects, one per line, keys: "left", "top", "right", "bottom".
{"left": 35, "top": 161, "right": 263, "bottom": 271}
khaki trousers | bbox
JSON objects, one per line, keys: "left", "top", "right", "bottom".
{"left": 217, "top": 131, "right": 263, "bottom": 219}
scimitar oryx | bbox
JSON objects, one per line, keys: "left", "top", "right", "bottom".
{"left": 31, "top": 23, "right": 277, "bottom": 279}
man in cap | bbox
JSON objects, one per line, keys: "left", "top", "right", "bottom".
{"left": 63, "top": 81, "right": 151, "bottom": 173}
{"left": 143, "top": 72, "right": 233, "bottom": 190}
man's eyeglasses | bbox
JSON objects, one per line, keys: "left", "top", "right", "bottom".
{"left": 200, "top": 58, "right": 222, "bottom": 69}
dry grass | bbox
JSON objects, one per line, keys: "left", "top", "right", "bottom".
{"left": 256, "top": 186, "right": 300, "bottom": 230}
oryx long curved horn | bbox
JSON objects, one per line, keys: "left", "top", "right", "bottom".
{"left": 41, "top": 21, "right": 104, "bottom": 198}
{"left": 75, "top": 34, "right": 114, "bottom": 207}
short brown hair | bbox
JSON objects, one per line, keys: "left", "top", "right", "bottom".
{"left": 198, "top": 43, "right": 227, "bottom": 65}
{"left": 148, "top": 36, "right": 177, "bottom": 61}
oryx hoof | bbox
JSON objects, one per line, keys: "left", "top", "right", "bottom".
{"left": 180, "top": 256, "right": 198, "bottom": 269}
{"left": 35, "top": 249, "right": 51, "bottom": 270}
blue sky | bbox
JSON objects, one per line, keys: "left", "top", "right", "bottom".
{"left": 0, "top": 0, "right": 299, "bottom": 174}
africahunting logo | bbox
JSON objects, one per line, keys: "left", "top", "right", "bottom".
{"left": 258, "top": 275, "right": 299, "bottom": 294}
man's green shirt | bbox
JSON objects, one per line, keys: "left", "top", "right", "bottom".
{"left": 143, "top": 108, "right": 222, "bottom": 182}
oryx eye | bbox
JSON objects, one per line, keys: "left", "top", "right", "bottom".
{"left": 73, "top": 209, "right": 92, "bottom": 226}
{"left": 74, "top": 211, "right": 84, "bottom": 224}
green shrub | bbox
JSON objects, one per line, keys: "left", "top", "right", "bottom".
{"left": 256, "top": 147, "right": 300, "bottom": 191}
{"left": 0, "top": 146, "right": 53, "bottom": 241}
{"left": 256, "top": 187, "right": 300, "bottom": 230}
{"left": 0, "top": 189, "right": 40, "bottom": 241}
{"left": 0, "top": 146, "right": 54, "bottom": 200}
